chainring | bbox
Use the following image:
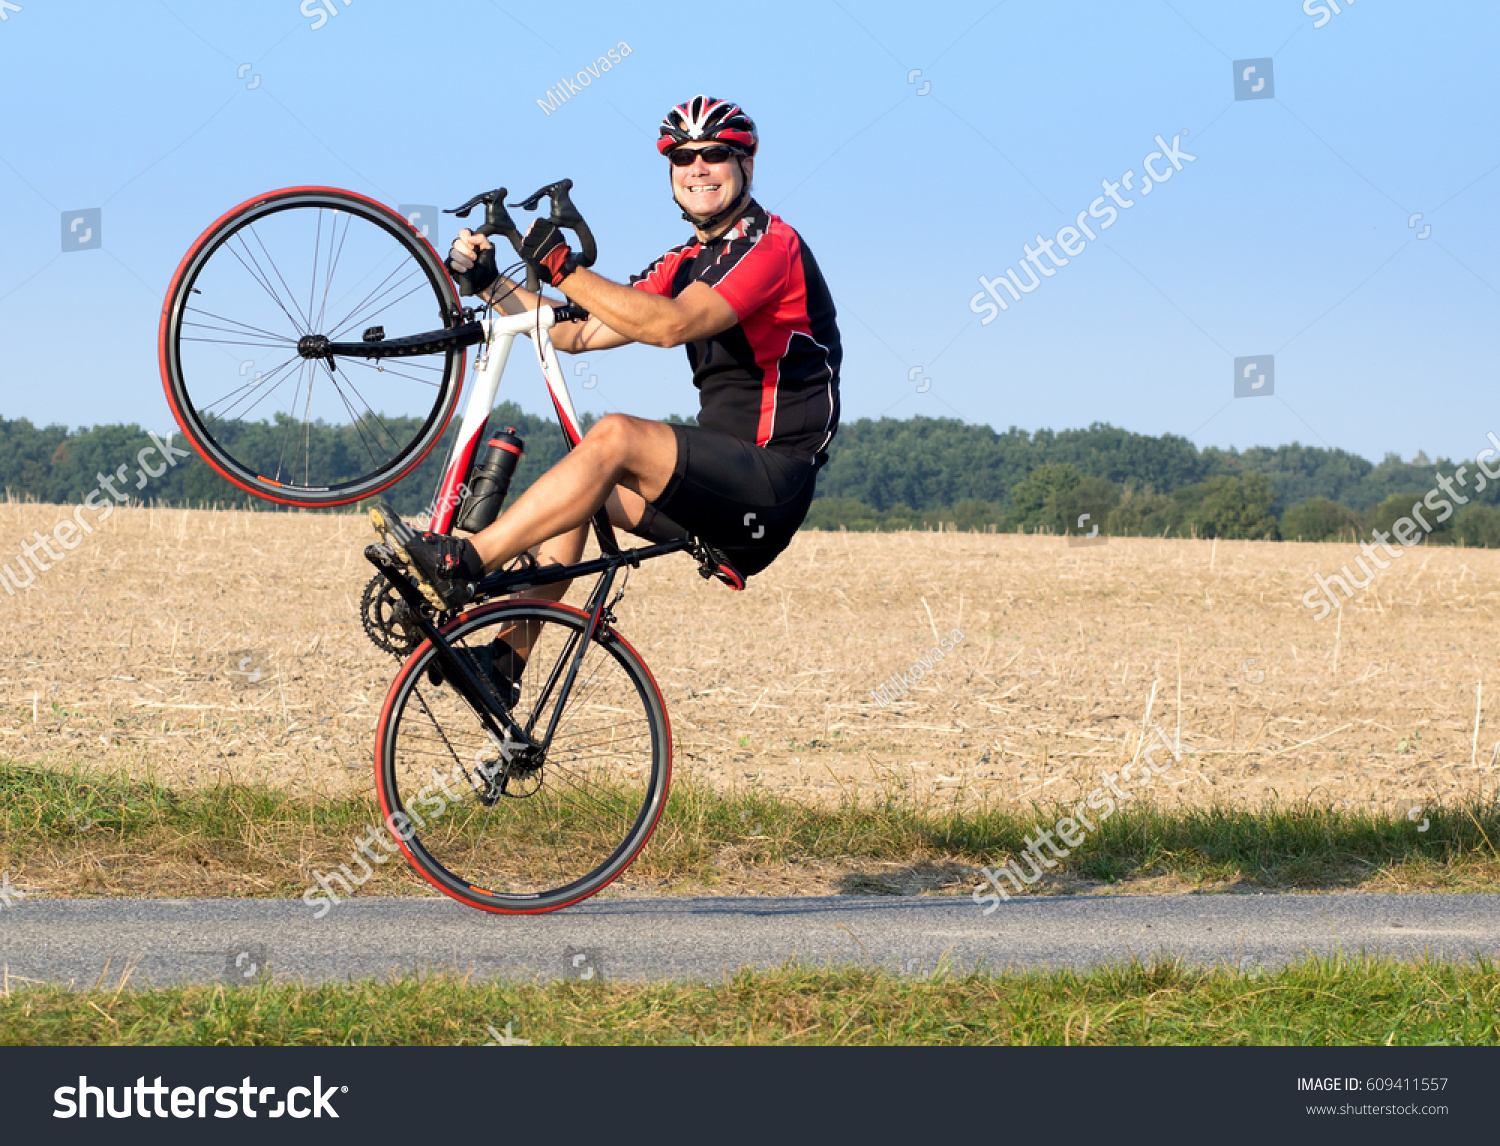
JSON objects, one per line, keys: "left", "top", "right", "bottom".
{"left": 360, "top": 571, "right": 424, "bottom": 658}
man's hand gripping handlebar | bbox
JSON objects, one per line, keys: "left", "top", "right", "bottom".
{"left": 443, "top": 180, "right": 597, "bottom": 308}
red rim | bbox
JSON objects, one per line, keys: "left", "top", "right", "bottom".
{"left": 158, "top": 186, "right": 465, "bottom": 508}
{"left": 372, "top": 597, "right": 673, "bottom": 915}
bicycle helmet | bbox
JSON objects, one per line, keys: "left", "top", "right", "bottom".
{"left": 656, "top": 96, "right": 758, "bottom": 156}
{"left": 658, "top": 97, "right": 758, "bottom": 231}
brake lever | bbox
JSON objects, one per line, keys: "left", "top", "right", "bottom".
{"left": 442, "top": 189, "right": 527, "bottom": 295}
{"left": 508, "top": 180, "right": 575, "bottom": 217}
{"left": 446, "top": 190, "right": 495, "bottom": 219}
{"left": 444, "top": 189, "right": 520, "bottom": 239}
{"left": 509, "top": 178, "right": 596, "bottom": 269}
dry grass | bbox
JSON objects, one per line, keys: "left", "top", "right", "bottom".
{"left": 3, "top": 502, "right": 1498, "bottom": 817}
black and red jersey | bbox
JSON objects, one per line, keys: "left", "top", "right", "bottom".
{"left": 631, "top": 200, "right": 841, "bottom": 466}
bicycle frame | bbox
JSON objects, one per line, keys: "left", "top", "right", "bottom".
{"left": 424, "top": 303, "right": 590, "bottom": 536}
{"left": 368, "top": 296, "right": 693, "bottom": 768}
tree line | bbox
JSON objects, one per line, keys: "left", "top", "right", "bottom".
{"left": 808, "top": 419, "right": 1500, "bottom": 544}
{"left": 0, "top": 404, "right": 581, "bottom": 517}
{"left": 2, "top": 411, "right": 1495, "bottom": 545}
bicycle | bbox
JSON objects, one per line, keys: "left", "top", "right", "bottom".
{"left": 159, "top": 180, "right": 744, "bottom": 912}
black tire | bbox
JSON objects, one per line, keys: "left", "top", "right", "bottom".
{"left": 159, "top": 186, "right": 465, "bottom": 507}
{"left": 374, "top": 599, "right": 673, "bottom": 913}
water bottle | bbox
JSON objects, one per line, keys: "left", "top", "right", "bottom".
{"left": 454, "top": 428, "right": 524, "bottom": 533}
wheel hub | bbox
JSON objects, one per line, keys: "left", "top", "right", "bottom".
{"left": 297, "top": 333, "right": 333, "bottom": 359}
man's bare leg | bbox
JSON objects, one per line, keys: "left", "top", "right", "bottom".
{"left": 493, "top": 487, "right": 663, "bottom": 660}
{"left": 517, "top": 488, "right": 652, "bottom": 605}
{"left": 370, "top": 415, "right": 678, "bottom": 621}
{"left": 467, "top": 414, "right": 677, "bottom": 572}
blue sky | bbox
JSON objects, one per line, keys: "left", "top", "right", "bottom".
{"left": 1, "top": 0, "right": 1496, "bottom": 464}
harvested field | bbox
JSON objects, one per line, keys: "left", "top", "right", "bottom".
{"left": 1, "top": 501, "right": 1496, "bottom": 813}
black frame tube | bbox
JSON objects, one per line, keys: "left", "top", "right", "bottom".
{"left": 309, "top": 320, "right": 485, "bottom": 361}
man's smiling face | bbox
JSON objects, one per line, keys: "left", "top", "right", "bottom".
{"left": 670, "top": 143, "right": 752, "bottom": 223}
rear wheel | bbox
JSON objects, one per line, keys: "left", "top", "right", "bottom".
{"left": 159, "top": 187, "right": 466, "bottom": 507}
{"left": 374, "top": 599, "right": 672, "bottom": 913}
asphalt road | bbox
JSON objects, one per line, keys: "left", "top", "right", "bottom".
{"left": 3, "top": 893, "right": 1499, "bottom": 988}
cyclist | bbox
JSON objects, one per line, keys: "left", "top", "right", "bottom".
{"left": 372, "top": 96, "right": 842, "bottom": 633}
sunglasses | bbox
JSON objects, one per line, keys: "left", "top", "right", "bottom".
{"left": 667, "top": 145, "right": 742, "bottom": 167}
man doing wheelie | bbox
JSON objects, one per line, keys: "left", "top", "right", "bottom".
{"left": 371, "top": 96, "right": 842, "bottom": 618}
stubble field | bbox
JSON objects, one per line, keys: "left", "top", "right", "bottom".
{"left": 1, "top": 501, "right": 1496, "bottom": 817}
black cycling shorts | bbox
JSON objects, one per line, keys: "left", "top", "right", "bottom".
{"left": 630, "top": 423, "right": 818, "bottom": 578}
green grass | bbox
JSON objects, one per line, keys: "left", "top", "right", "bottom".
{"left": 3, "top": 956, "right": 1498, "bottom": 1044}
{"left": 4, "top": 761, "right": 1500, "bottom": 896}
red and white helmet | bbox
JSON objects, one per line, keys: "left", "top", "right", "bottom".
{"left": 656, "top": 96, "right": 758, "bottom": 156}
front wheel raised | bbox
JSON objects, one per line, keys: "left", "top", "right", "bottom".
{"left": 159, "top": 187, "right": 466, "bottom": 507}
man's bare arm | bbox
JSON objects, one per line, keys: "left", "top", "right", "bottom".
{"left": 450, "top": 228, "right": 632, "bottom": 354}
{"left": 554, "top": 269, "right": 738, "bottom": 348}
{"left": 451, "top": 227, "right": 736, "bottom": 351}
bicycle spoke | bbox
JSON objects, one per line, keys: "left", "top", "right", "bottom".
{"left": 207, "top": 357, "right": 303, "bottom": 424}
{"left": 540, "top": 653, "right": 621, "bottom": 743}
{"left": 274, "top": 366, "right": 307, "bottom": 482}
{"left": 307, "top": 208, "right": 323, "bottom": 339}
{"left": 320, "top": 243, "right": 408, "bottom": 332}
{"left": 226, "top": 232, "right": 307, "bottom": 336}
{"left": 548, "top": 728, "right": 653, "bottom": 756}
{"left": 183, "top": 306, "right": 301, "bottom": 346}
{"left": 341, "top": 359, "right": 442, "bottom": 388}
{"left": 325, "top": 256, "right": 420, "bottom": 339}
{"left": 330, "top": 271, "right": 433, "bottom": 342}
{"left": 537, "top": 760, "right": 646, "bottom": 823}
{"left": 247, "top": 222, "right": 313, "bottom": 334}
{"left": 199, "top": 353, "right": 301, "bottom": 419}
{"left": 523, "top": 651, "right": 652, "bottom": 858}
{"left": 315, "top": 209, "right": 353, "bottom": 332}
{"left": 179, "top": 335, "right": 300, "bottom": 351}
{"left": 413, "top": 687, "right": 470, "bottom": 776}
{"left": 327, "top": 370, "right": 405, "bottom": 458}
{"left": 302, "top": 372, "right": 315, "bottom": 487}
{"left": 383, "top": 606, "right": 667, "bottom": 906}
{"left": 330, "top": 375, "right": 389, "bottom": 471}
